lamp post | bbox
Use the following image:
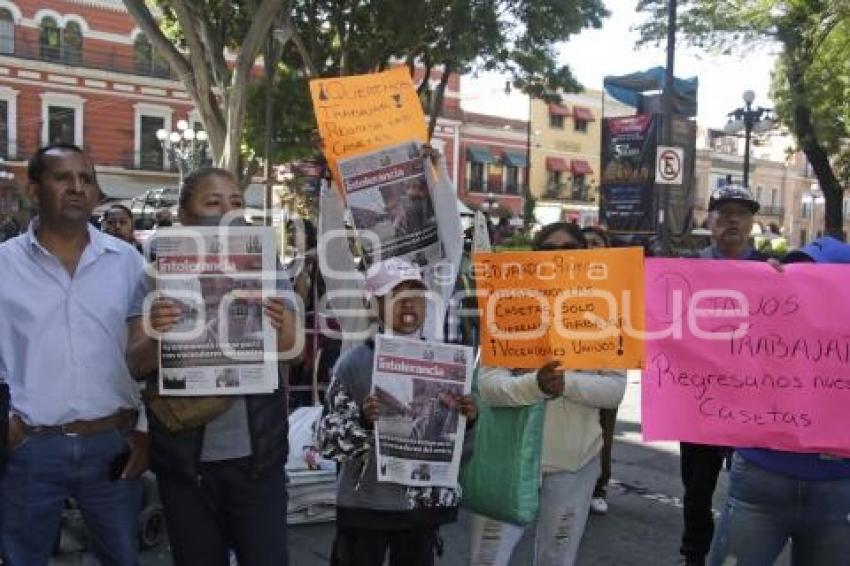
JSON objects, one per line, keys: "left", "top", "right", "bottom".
{"left": 801, "top": 184, "right": 825, "bottom": 244}
{"left": 156, "top": 119, "right": 209, "bottom": 195}
{"left": 724, "top": 90, "right": 774, "bottom": 188}
{"left": 505, "top": 81, "right": 532, "bottom": 224}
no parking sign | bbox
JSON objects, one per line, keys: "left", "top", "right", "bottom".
{"left": 656, "top": 146, "right": 683, "bottom": 185}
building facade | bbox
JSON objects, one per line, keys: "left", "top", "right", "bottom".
{"left": 0, "top": 0, "right": 202, "bottom": 200}
{"left": 457, "top": 111, "right": 528, "bottom": 218}
{"left": 529, "top": 89, "right": 633, "bottom": 226}
{"left": 692, "top": 128, "right": 850, "bottom": 247}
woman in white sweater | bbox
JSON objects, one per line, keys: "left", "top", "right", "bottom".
{"left": 468, "top": 222, "right": 627, "bottom": 566}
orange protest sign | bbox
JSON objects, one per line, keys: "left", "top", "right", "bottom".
{"left": 310, "top": 67, "right": 428, "bottom": 186}
{"left": 473, "top": 247, "right": 645, "bottom": 370}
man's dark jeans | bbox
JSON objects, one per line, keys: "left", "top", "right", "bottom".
{"left": 680, "top": 442, "right": 725, "bottom": 560}
{"left": 157, "top": 458, "right": 288, "bottom": 566}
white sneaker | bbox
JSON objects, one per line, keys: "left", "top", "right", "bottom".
{"left": 590, "top": 497, "right": 608, "bottom": 515}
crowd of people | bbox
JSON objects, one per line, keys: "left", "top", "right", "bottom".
{"left": 0, "top": 143, "right": 848, "bottom": 566}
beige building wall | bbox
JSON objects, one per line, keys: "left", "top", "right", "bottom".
{"left": 528, "top": 89, "right": 632, "bottom": 224}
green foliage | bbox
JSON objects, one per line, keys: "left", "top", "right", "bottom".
{"left": 149, "top": 0, "right": 610, "bottom": 167}
{"left": 244, "top": 66, "right": 318, "bottom": 164}
{"left": 636, "top": 1, "right": 850, "bottom": 233}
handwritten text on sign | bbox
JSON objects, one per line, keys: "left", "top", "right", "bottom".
{"left": 472, "top": 248, "right": 644, "bottom": 369}
{"left": 642, "top": 259, "right": 850, "bottom": 457}
{"left": 310, "top": 67, "right": 427, "bottom": 185}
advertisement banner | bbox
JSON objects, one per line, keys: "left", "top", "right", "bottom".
{"left": 599, "top": 114, "right": 659, "bottom": 233}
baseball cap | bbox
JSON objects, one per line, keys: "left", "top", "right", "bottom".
{"left": 364, "top": 257, "right": 425, "bottom": 298}
{"left": 709, "top": 184, "right": 760, "bottom": 214}
{"left": 783, "top": 237, "right": 850, "bottom": 264}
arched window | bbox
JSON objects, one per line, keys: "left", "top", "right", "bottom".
{"left": 133, "top": 34, "right": 152, "bottom": 74}
{"left": 63, "top": 21, "right": 82, "bottom": 64}
{"left": 134, "top": 34, "right": 169, "bottom": 77}
{"left": 39, "top": 16, "right": 61, "bottom": 61}
{"left": 0, "top": 9, "right": 14, "bottom": 55}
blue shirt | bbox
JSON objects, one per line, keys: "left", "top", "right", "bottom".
{"left": 0, "top": 221, "right": 147, "bottom": 425}
{"left": 739, "top": 448, "right": 850, "bottom": 481}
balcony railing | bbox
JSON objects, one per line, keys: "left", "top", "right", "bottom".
{"left": 2, "top": 38, "right": 176, "bottom": 80}
{"left": 466, "top": 179, "right": 524, "bottom": 195}
{"left": 758, "top": 205, "right": 784, "bottom": 217}
{"left": 542, "top": 183, "right": 595, "bottom": 202}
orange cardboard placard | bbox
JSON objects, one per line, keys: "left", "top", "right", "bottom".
{"left": 310, "top": 67, "right": 428, "bottom": 187}
{"left": 473, "top": 247, "right": 645, "bottom": 370}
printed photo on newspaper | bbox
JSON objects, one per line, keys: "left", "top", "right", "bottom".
{"left": 371, "top": 334, "right": 473, "bottom": 487}
{"left": 339, "top": 141, "right": 442, "bottom": 269}
{"left": 154, "top": 226, "right": 279, "bottom": 396}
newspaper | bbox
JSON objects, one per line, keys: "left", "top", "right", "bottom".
{"left": 155, "top": 226, "right": 279, "bottom": 396}
{"left": 372, "top": 334, "right": 473, "bottom": 487}
{"left": 338, "top": 141, "right": 442, "bottom": 268}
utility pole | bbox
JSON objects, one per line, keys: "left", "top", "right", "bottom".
{"left": 659, "top": 0, "right": 677, "bottom": 246}
{"left": 263, "top": 30, "right": 275, "bottom": 227}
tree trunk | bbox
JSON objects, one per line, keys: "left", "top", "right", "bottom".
{"left": 786, "top": 56, "right": 844, "bottom": 238}
{"left": 427, "top": 64, "right": 453, "bottom": 140}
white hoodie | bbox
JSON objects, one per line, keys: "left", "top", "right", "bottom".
{"left": 479, "top": 367, "right": 627, "bottom": 473}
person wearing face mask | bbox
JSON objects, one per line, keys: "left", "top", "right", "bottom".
{"left": 468, "top": 222, "right": 627, "bottom": 566}
{"left": 317, "top": 257, "right": 477, "bottom": 566}
{"left": 134, "top": 167, "right": 298, "bottom": 566}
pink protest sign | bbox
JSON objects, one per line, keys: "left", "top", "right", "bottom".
{"left": 643, "top": 258, "right": 850, "bottom": 457}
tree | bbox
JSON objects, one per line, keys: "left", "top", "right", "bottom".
{"left": 122, "top": 0, "right": 287, "bottom": 176}
{"left": 270, "top": 0, "right": 609, "bottom": 144}
{"left": 636, "top": 0, "right": 850, "bottom": 237}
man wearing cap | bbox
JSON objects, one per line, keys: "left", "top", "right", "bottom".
{"left": 680, "top": 185, "right": 769, "bottom": 566}
{"left": 709, "top": 237, "right": 850, "bottom": 565}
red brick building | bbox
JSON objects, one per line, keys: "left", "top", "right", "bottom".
{"left": 458, "top": 111, "right": 528, "bottom": 218}
{"left": 0, "top": 0, "right": 194, "bottom": 199}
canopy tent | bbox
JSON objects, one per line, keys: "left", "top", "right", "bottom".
{"left": 603, "top": 67, "right": 699, "bottom": 118}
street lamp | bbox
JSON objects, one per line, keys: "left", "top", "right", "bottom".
{"left": 505, "top": 81, "right": 532, "bottom": 222}
{"left": 156, "top": 120, "right": 210, "bottom": 195}
{"left": 801, "top": 183, "right": 825, "bottom": 244}
{"left": 724, "top": 90, "right": 774, "bottom": 189}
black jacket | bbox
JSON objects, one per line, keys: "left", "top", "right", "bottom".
{"left": 147, "top": 377, "right": 288, "bottom": 483}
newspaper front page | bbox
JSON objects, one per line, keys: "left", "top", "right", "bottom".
{"left": 372, "top": 334, "right": 473, "bottom": 487}
{"left": 155, "top": 226, "right": 279, "bottom": 396}
{"left": 339, "top": 141, "right": 442, "bottom": 269}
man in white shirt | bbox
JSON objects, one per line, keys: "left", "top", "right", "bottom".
{"left": 0, "top": 144, "right": 148, "bottom": 566}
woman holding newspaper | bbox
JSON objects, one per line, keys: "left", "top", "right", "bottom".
{"left": 468, "top": 222, "right": 627, "bottom": 566}
{"left": 139, "top": 167, "right": 298, "bottom": 566}
{"left": 317, "top": 256, "right": 477, "bottom": 566}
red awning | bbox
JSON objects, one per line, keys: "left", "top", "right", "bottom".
{"left": 545, "top": 157, "right": 569, "bottom": 172}
{"left": 572, "top": 106, "right": 596, "bottom": 122}
{"left": 548, "top": 104, "right": 569, "bottom": 116}
{"left": 570, "top": 159, "right": 593, "bottom": 175}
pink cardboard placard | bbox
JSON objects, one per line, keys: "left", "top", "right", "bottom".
{"left": 643, "top": 258, "right": 850, "bottom": 457}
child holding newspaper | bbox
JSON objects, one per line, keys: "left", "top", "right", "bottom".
{"left": 317, "top": 257, "right": 477, "bottom": 566}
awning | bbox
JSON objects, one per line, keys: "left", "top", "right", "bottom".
{"left": 548, "top": 104, "right": 569, "bottom": 116}
{"left": 571, "top": 106, "right": 596, "bottom": 122}
{"left": 502, "top": 151, "right": 528, "bottom": 168}
{"left": 545, "top": 157, "right": 569, "bottom": 172}
{"left": 467, "top": 147, "right": 495, "bottom": 164}
{"left": 570, "top": 159, "right": 593, "bottom": 175}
